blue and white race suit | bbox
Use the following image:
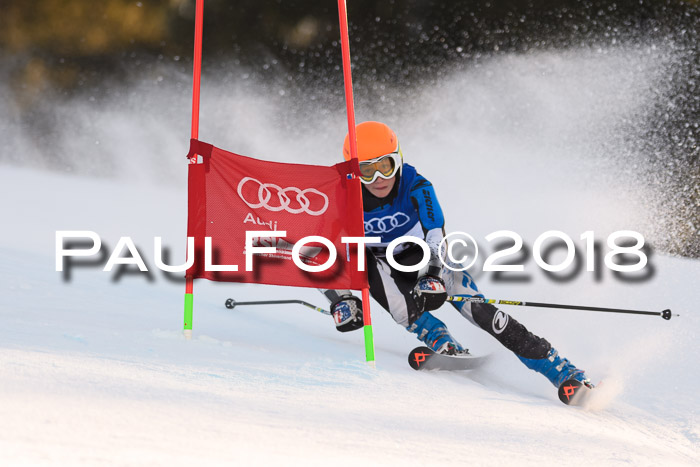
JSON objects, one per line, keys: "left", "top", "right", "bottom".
{"left": 324, "top": 163, "right": 553, "bottom": 360}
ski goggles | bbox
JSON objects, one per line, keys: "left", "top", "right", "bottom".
{"left": 358, "top": 151, "right": 402, "bottom": 184}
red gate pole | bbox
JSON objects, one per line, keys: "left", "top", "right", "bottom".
{"left": 337, "top": 0, "right": 375, "bottom": 365}
{"left": 184, "top": 0, "right": 205, "bottom": 339}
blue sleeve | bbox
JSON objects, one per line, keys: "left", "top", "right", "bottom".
{"left": 409, "top": 175, "right": 445, "bottom": 233}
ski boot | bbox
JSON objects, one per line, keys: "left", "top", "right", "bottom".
{"left": 518, "top": 348, "right": 593, "bottom": 388}
{"left": 407, "top": 312, "right": 466, "bottom": 355}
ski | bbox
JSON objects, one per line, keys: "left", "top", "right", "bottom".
{"left": 408, "top": 346, "right": 489, "bottom": 371}
{"left": 558, "top": 378, "right": 594, "bottom": 406}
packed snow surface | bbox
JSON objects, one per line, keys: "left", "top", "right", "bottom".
{"left": 3, "top": 163, "right": 698, "bottom": 465}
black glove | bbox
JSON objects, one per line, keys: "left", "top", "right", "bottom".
{"left": 330, "top": 295, "right": 364, "bottom": 332}
{"left": 412, "top": 275, "right": 447, "bottom": 312}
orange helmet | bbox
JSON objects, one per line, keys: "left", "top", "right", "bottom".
{"left": 343, "top": 121, "right": 399, "bottom": 162}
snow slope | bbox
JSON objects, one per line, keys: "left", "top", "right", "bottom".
{"left": 2, "top": 47, "right": 699, "bottom": 465}
{"left": 2, "top": 164, "right": 698, "bottom": 466}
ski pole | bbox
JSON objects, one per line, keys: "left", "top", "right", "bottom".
{"left": 446, "top": 296, "right": 676, "bottom": 320}
{"left": 225, "top": 296, "right": 676, "bottom": 320}
{"left": 225, "top": 298, "right": 331, "bottom": 316}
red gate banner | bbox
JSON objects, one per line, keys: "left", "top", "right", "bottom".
{"left": 186, "top": 139, "right": 368, "bottom": 290}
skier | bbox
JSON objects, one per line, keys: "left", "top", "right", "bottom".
{"left": 322, "top": 121, "right": 593, "bottom": 390}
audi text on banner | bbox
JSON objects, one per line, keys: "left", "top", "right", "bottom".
{"left": 185, "top": 139, "right": 368, "bottom": 289}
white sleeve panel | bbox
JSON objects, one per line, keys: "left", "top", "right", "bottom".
{"left": 424, "top": 227, "right": 445, "bottom": 276}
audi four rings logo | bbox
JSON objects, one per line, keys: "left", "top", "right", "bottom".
{"left": 364, "top": 213, "right": 411, "bottom": 234}
{"left": 237, "top": 177, "right": 329, "bottom": 216}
